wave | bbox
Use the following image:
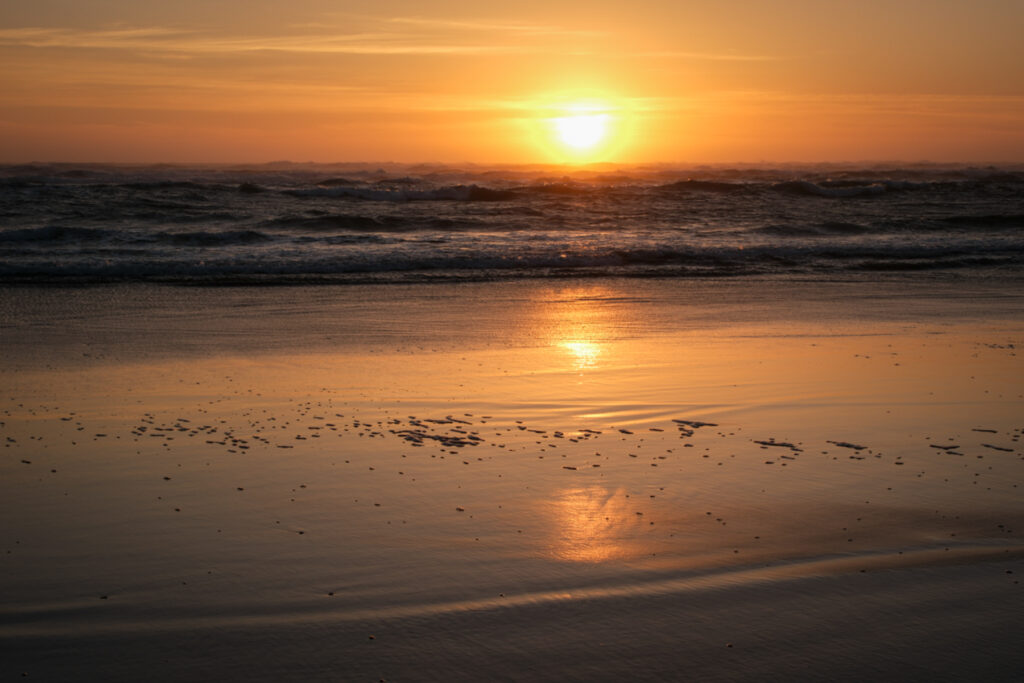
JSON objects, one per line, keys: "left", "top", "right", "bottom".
{"left": 965, "top": 171, "right": 1024, "bottom": 184}
{"left": 118, "top": 180, "right": 232, "bottom": 193}
{"left": 263, "top": 214, "right": 487, "bottom": 232}
{"left": 321, "top": 234, "right": 405, "bottom": 245}
{"left": 0, "top": 226, "right": 277, "bottom": 247}
{"left": 153, "top": 230, "right": 272, "bottom": 246}
{"left": 658, "top": 179, "right": 747, "bottom": 193}
{"left": 941, "top": 214, "right": 1024, "bottom": 229}
{"left": 317, "top": 177, "right": 364, "bottom": 187}
{"left": 755, "top": 215, "right": 1024, "bottom": 236}
{"left": 265, "top": 214, "right": 392, "bottom": 231}
{"left": 516, "top": 182, "right": 591, "bottom": 196}
{"left": 771, "top": 180, "right": 891, "bottom": 198}
{"left": 4, "top": 239, "right": 1019, "bottom": 285}
{"left": 656, "top": 178, "right": 945, "bottom": 199}
{"left": 284, "top": 184, "right": 519, "bottom": 202}
{"left": 755, "top": 222, "right": 870, "bottom": 237}
{"left": 3, "top": 171, "right": 1020, "bottom": 211}
{"left": 852, "top": 256, "right": 1015, "bottom": 271}
{"left": 0, "top": 226, "right": 113, "bottom": 243}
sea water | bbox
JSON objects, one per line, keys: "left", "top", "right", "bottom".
{"left": 1, "top": 162, "right": 1022, "bottom": 285}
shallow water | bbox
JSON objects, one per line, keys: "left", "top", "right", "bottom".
{"left": 2, "top": 278, "right": 1023, "bottom": 681}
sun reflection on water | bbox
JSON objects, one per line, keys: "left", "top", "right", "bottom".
{"left": 542, "top": 286, "right": 624, "bottom": 373}
{"left": 560, "top": 340, "right": 601, "bottom": 370}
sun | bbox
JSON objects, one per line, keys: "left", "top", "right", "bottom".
{"left": 528, "top": 96, "right": 629, "bottom": 163}
{"left": 555, "top": 114, "right": 610, "bottom": 150}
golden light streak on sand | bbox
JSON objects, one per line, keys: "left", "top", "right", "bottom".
{"left": 560, "top": 340, "right": 602, "bottom": 370}
{"left": 539, "top": 285, "right": 621, "bottom": 372}
{"left": 547, "top": 486, "right": 638, "bottom": 562}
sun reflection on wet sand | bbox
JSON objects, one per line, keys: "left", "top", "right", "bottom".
{"left": 559, "top": 340, "right": 601, "bottom": 370}
{"left": 539, "top": 286, "right": 627, "bottom": 373}
{"left": 548, "top": 486, "right": 642, "bottom": 563}
{"left": 4, "top": 281, "right": 1024, "bottom": 681}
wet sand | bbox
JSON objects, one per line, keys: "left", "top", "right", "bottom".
{"left": 2, "top": 278, "right": 1023, "bottom": 681}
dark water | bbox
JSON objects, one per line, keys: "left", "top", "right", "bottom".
{"left": 1, "top": 162, "right": 1022, "bottom": 285}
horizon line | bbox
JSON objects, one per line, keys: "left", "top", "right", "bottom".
{"left": 4, "top": 159, "right": 1024, "bottom": 168}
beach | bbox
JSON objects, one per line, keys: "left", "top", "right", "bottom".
{"left": 2, "top": 277, "right": 1022, "bottom": 681}
{"left": 4, "top": 0, "right": 1024, "bottom": 673}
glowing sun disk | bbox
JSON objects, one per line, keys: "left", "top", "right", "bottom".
{"left": 555, "top": 114, "right": 609, "bottom": 149}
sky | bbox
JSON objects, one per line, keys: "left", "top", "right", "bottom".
{"left": 1, "top": 0, "right": 1022, "bottom": 164}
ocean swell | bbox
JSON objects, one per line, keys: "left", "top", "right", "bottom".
{"left": 1, "top": 162, "right": 1022, "bottom": 285}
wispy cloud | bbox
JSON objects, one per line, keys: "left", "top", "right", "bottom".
{"left": 0, "top": 27, "right": 781, "bottom": 60}
{"left": 0, "top": 27, "right": 184, "bottom": 48}
{"left": 625, "top": 91, "right": 1024, "bottom": 119}
{"left": 638, "top": 51, "right": 786, "bottom": 62}
{"left": 0, "top": 12, "right": 611, "bottom": 56}
{"left": 0, "top": 26, "right": 531, "bottom": 55}
{"left": 387, "top": 16, "right": 605, "bottom": 38}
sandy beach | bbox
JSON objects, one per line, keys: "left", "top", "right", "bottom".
{"left": 2, "top": 277, "right": 1022, "bottom": 681}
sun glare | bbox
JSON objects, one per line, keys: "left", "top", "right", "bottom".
{"left": 532, "top": 99, "right": 626, "bottom": 163}
{"left": 555, "top": 114, "right": 609, "bottom": 150}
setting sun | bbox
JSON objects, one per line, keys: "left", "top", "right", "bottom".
{"left": 535, "top": 100, "right": 626, "bottom": 163}
{"left": 555, "top": 114, "right": 609, "bottom": 150}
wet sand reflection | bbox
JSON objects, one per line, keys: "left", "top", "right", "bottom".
{"left": 548, "top": 486, "right": 645, "bottom": 562}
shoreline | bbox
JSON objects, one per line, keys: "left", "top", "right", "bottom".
{"left": 3, "top": 276, "right": 1022, "bottom": 680}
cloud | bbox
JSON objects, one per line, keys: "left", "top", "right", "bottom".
{"left": 0, "top": 26, "right": 184, "bottom": 48}
{"left": 387, "top": 16, "right": 605, "bottom": 38}
{"left": 0, "top": 26, "right": 781, "bottom": 61}
{"left": 0, "top": 26, "right": 531, "bottom": 55}
{"left": 638, "top": 51, "right": 786, "bottom": 62}
{"left": 0, "top": 10, "right": 610, "bottom": 57}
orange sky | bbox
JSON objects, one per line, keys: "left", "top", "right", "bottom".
{"left": 1, "top": 1, "right": 1022, "bottom": 163}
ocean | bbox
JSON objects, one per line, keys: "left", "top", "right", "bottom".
{"left": 2, "top": 162, "right": 1022, "bottom": 285}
